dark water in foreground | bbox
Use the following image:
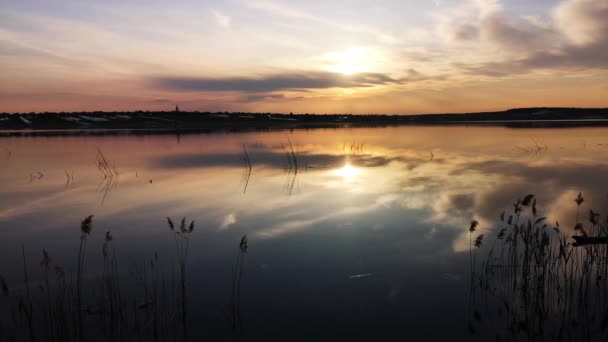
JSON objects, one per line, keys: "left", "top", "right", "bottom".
{"left": 1, "top": 126, "right": 608, "bottom": 341}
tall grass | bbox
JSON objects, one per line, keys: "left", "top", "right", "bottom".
{"left": 514, "top": 137, "right": 549, "bottom": 160}
{"left": 21, "top": 245, "right": 35, "bottom": 342}
{"left": 0, "top": 215, "right": 206, "bottom": 341}
{"left": 64, "top": 168, "right": 75, "bottom": 187}
{"left": 3, "top": 192, "right": 608, "bottom": 341}
{"left": 96, "top": 148, "right": 119, "bottom": 205}
{"left": 77, "top": 215, "right": 93, "bottom": 342}
{"left": 468, "top": 193, "right": 608, "bottom": 340}
{"left": 99, "top": 230, "right": 123, "bottom": 339}
{"left": 241, "top": 144, "right": 253, "bottom": 194}
{"left": 230, "top": 235, "right": 248, "bottom": 332}
{"left": 167, "top": 217, "right": 195, "bottom": 340}
{"left": 283, "top": 138, "right": 309, "bottom": 195}
{"left": 342, "top": 142, "right": 365, "bottom": 153}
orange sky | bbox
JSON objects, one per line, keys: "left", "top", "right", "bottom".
{"left": 1, "top": 0, "right": 607, "bottom": 114}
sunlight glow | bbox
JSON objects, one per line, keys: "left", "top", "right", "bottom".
{"left": 324, "top": 47, "right": 373, "bottom": 75}
{"left": 333, "top": 163, "right": 361, "bottom": 179}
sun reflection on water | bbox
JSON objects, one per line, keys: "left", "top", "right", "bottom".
{"left": 333, "top": 163, "right": 361, "bottom": 179}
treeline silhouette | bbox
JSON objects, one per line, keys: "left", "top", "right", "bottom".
{"left": 1, "top": 107, "right": 608, "bottom": 131}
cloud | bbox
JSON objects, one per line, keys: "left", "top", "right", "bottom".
{"left": 454, "top": 0, "right": 608, "bottom": 75}
{"left": 472, "top": 0, "right": 503, "bottom": 17}
{"left": 553, "top": 0, "right": 608, "bottom": 46}
{"left": 150, "top": 98, "right": 171, "bottom": 104}
{"left": 450, "top": 23, "right": 479, "bottom": 42}
{"left": 246, "top": 0, "right": 399, "bottom": 44}
{"left": 255, "top": 194, "right": 401, "bottom": 239}
{"left": 479, "top": 14, "right": 557, "bottom": 54}
{"left": 212, "top": 10, "right": 231, "bottom": 28}
{"left": 237, "top": 93, "right": 287, "bottom": 103}
{"left": 153, "top": 150, "right": 409, "bottom": 170}
{"left": 219, "top": 212, "right": 237, "bottom": 229}
{"left": 438, "top": 0, "right": 556, "bottom": 52}
{"left": 151, "top": 71, "right": 403, "bottom": 92}
{"left": 462, "top": 39, "right": 608, "bottom": 77}
{"left": 0, "top": 33, "right": 88, "bottom": 68}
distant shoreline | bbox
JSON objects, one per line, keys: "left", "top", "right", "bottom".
{"left": 1, "top": 107, "right": 607, "bottom": 134}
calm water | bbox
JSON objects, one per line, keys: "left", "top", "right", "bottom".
{"left": 1, "top": 126, "right": 608, "bottom": 341}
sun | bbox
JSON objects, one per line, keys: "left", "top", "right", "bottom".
{"left": 324, "top": 47, "right": 373, "bottom": 75}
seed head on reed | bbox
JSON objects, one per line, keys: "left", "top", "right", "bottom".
{"left": 40, "top": 249, "right": 51, "bottom": 269}
{"left": 180, "top": 217, "right": 186, "bottom": 233}
{"left": 81, "top": 215, "right": 94, "bottom": 235}
{"left": 522, "top": 194, "right": 535, "bottom": 206}
{"left": 513, "top": 200, "right": 522, "bottom": 215}
{"left": 474, "top": 235, "right": 484, "bottom": 248}
{"left": 239, "top": 235, "right": 248, "bottom": 253}
{"left": 469, "top": 220, "right": 479, "bottom": 233}
{"left": 575, "top": 192, "right": 585, "bottom": 206}
{"left": 166, "top": 216, "right": 195, "bottom": 336}
{"left": 497, "top": 229, "right": 506, "bottom": 240}
{"left": 103, "top": 232, "right": 112, "bottom": 258}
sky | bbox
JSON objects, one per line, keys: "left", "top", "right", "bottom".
{"left": 0, "top": 0, "right": 607, "bottom": 114}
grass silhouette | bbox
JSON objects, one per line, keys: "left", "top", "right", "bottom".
{"left": 469, "top": 193, "right": 608, "bottom": 340}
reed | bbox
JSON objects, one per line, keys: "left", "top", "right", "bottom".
{"left": 167, "top": 217, "right": 195, "bottom": 340}
{"left": 100, "top": 230, "right": 124, "bottom": 339}
{"left": 96, "top": 148, "right": 119, "bottom": 205}
{"left": 64, "top": 168, "right": 75, "bottom": 187}
{"left": 469, "top": 220, "right": 478, "bottom": 274}
{"left": 342, "top": 142, "right": 365, "bottom": 153}
{"left": 283, "top": 138, "right": 308, "bottom": 195}
{"left": 469, "top": 193, "right": 608, "bottom": 340}
{"left": 230, "top": 235, "right": 248, "bottom": 332}
{"left": 514, "top": 137, "right": 548, "bottom": 160}
{"left": 40, "top": 249, "right": 55, "bottom": 341}
{"left": 0, "top": 215, "right": 204, "bottom": 341}
{"left": 241, "top": 144, "right": 253, "bottom": 194}
{"left": 76, "top": 215, "right": 93, "bottom": 342}
{"left": 21, "top": 245, "right": 35, "bottom": 342}
{"left": 284, "top": 137, "right": 299, "bottom": 173}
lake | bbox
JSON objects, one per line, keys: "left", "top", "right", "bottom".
{"left": 1, "top": 125, "right": 608, "bottom": 341}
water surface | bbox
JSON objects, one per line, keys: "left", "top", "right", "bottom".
{"left": 1, "top": 126, "right": 608, "bottom": 341}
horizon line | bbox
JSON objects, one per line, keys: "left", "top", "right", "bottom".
{"left": 2, "top": 106, "right": 608, "bottom": 117}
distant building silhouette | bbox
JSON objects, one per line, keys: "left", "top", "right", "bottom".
{"left": 175, "top": 104, "right": 180, "bottom": 112}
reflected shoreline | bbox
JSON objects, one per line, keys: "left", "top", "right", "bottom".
{"left": 4, "top": 119, "right": 608, "bottom": 137}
